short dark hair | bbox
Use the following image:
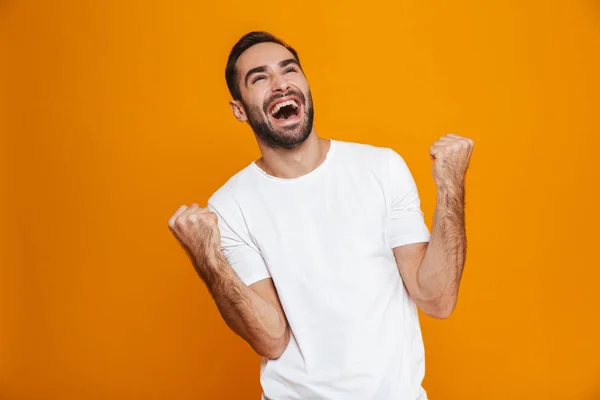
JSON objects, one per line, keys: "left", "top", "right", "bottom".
{"left": 225, "top": 31, "right": 301, "bottom": 100}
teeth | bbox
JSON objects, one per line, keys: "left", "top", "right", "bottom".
{"left": 271, "top": 99, "right": 298, "bottom": 116}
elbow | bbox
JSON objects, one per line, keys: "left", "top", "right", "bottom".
{"left": 428, "top": 306, "right": 454, "bottom": 319}
{"left": 256, "top": 327, "right": 290, "bottom": 360}
{"left": 259, "top": 344, "right": 286, "bottom": 360}
{"left": 421, "top": 297, "right": 457, "bottom": 319}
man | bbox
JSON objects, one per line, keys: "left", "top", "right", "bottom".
{"left": 168, "top": 31, "right": 473, "bottom": 399}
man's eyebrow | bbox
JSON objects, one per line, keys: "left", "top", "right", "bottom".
{"left": 245, "top": 65, "right": 267, "bottom": 86}
{"left": 244, "top": 59, "right": 301, "bottom": 86}
{"left": 280, "top": 58, "right": 300, "bottom": 68}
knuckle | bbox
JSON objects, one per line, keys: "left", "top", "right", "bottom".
{"left": 174, "top": 217, "right": 186, "bottom": 229}
{"left": 204, "top": 212, "right": 218, "bottom": 224}
{"left": 197, "top": 213, "right": 211, "bottom": 224}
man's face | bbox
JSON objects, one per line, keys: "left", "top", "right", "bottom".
{"left": 231, "top": 42, "right": 314, "bottom": 149}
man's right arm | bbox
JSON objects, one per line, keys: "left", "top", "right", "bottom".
{"left": 205, "top": 256, "right": 290, "bottom": 359}
{"left": 168, "top": 203, "right": 289, "bottom": 359}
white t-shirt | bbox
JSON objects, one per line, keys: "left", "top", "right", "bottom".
{"left": 208, "top": 139, "right": 431, "bottom": 400}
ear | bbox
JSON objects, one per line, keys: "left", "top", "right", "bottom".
{"left": 229, "top": 100, "right": 247, "bottom": 122}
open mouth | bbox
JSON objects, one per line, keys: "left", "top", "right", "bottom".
{"left": 270, "top": 99, "right": 300, "bottom": 121}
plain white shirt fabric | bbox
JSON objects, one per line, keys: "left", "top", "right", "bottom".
{"left": 207, "top": 139, "right": 431, "bottom": 400}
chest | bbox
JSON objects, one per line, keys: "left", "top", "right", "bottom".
{"left": 243, "top": 169, "right": 391, "bottom": 280}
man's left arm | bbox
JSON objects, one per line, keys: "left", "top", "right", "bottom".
{"left": 393, "top": 134, "right": 474, "bottom": 319}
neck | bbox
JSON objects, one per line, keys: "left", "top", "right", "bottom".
{"left": 254, "top": 129, "right": 330, "bottom": 179}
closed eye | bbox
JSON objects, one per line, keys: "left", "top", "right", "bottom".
{"left": 283, "top": 67, "right": 298, "bottom": 74}
{"left": 252, "top": 75, "right": 267, "bottom": 84}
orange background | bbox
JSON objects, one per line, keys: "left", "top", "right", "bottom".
{"left": 2, "top": 1, "right": 599, "bottom": 399}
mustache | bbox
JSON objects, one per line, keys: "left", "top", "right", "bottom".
{"left": 263, "top": 90, "right": 306, "bottom": 113}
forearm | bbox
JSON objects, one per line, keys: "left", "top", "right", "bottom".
{"left": 194, "top": 254, "right": 289, "bottom": 358}
{"left": 417, "top": 183, "right": 466, "bottom": 314}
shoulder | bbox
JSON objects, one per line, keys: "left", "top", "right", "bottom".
{"left": 333, "top": 139, "right": 390, "bottom": 157}
{"left": 332, "top": 139, "right": 396, "bottom": 165}
{"left": 333, "top": 139, "right": 400, "bottom": 169}
{"left": 207, "top": 165, "right": 256, "bottom": 214}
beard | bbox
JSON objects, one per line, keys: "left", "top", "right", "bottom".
{"left": 242, "top": 89, "right": 314, "bottom": 150}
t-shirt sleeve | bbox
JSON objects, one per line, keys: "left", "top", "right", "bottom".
{"left": 207, "top": 203, "right": 271, "bottom": 286}
{"left": 386, "top": 148, "right": 431, "bottom": 248}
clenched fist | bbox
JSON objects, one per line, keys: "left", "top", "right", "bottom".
{"left": 429, "top": 134, "right": 474, "bottom": 188}
{"left": 168, "top": 203, "right": 223, "bottom": 270}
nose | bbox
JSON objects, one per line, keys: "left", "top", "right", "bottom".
{"left": 271, "top": 73, "right": 290, "bottom": 93}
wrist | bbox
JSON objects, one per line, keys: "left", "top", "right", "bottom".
{"left": 435, "top": 181, "right": 465, "bottom": 208}
{"left": 196, "top": 249, "right": 226, "bottom": 272}
{"left": 194, "top": 251, "right": 234, "bottom": 293}
{"left": 436, "top": 176, "right": 463, "bottom": 192}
